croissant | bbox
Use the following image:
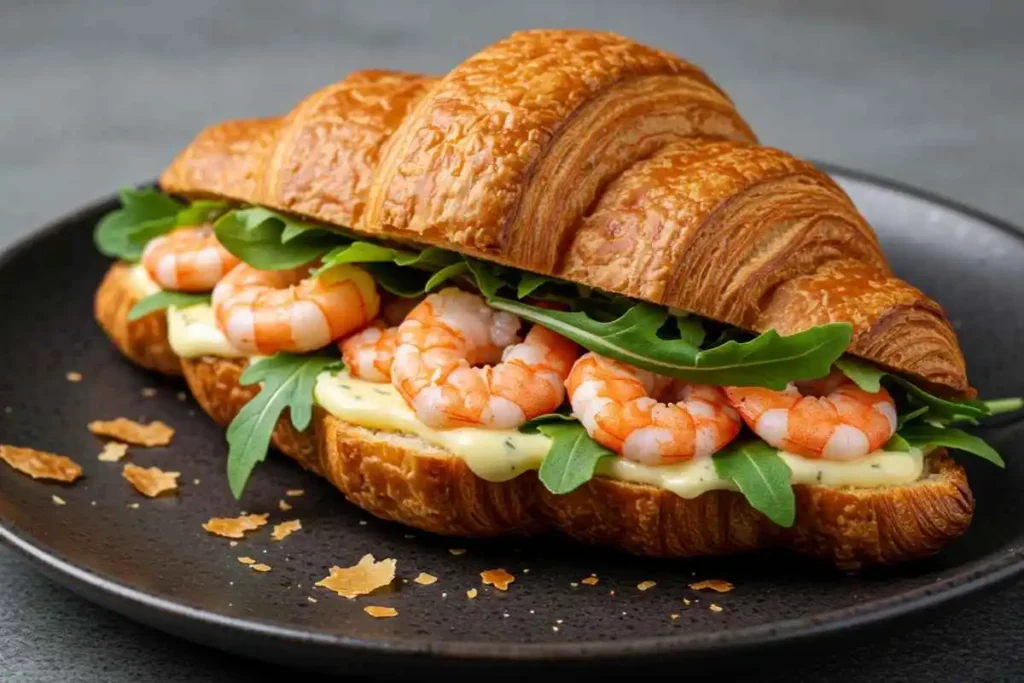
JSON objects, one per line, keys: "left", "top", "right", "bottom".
{"left": 94, "top": 29, "right": 987, "bottom": 570}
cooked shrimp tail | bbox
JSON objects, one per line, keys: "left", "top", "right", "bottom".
{"left": 142, "top": 225, "right": 240, "bottom": 292}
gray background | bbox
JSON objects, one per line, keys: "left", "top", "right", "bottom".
{"left": 1, "top": 0, "right": 1022, "bottom": 680}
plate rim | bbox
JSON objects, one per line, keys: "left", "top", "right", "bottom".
{"left": 2, "top": 165, "right": 1023, "bottom": 664}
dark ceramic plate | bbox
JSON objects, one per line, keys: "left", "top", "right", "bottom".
{"left": 1, "top": 167, "right": 1023, "bottom": 678}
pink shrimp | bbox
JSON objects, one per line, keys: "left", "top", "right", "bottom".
{"left": 724, "top": 370, "right": 897, "bottom": 460}
{"left": 389, "top": 287, "right": 579, "bottom": 429}
{"left": 211, "top": 262, "right": 380, "bottom": 355}
{"left": 142, "top": 225, "right": 240, "bottom": 292}
{"left": 565, "top": 353, "right": 742, "bottom": 465}
{"left": 340, "top": 321, "right": 400, "bottom": 382}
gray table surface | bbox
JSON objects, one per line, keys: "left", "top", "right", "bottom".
{"left": 2, "top": 1, "right": 1022, "bottom": 680}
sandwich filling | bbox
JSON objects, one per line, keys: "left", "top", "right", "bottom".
{"left": 100, "top": 191, "right": 1016, "bottom": 526}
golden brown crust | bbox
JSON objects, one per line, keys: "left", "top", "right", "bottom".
{"left": 95, "top": 267, "right": 975, "bottom": 568}
{"left": 154, "top": 28, "right": 969, "bottom": 394}
{"left": 93, "top": 262, "right": 181, "bottom": 376}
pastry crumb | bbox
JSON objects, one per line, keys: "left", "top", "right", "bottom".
{"left": 66, "top": 371, "right": 83, "bottom": 383}
{"left": 141, "top": 387, "right": 157, "bottom": 398}
{"left": 271, "top": 519, "right": 302, "bottom": 541}
{"left": 285, "top": 489, "right": 304, "bottom": 497}
{"left": 466, "top": 588, "right": 478, "bottom": 599}
{"left": 237, "top": 557, "right": 256, "bottom": 565}
{"left": 307, "top": 596, "right": 317, "bottom": 603}
{"left": 481, "top": 569, "right": 515, "bottom": 591}
{"left": 364, "top": 605, "right": 397, "bottom": 618}
{"left": 689, "top": 579, "right": 734, "bottom": 593}
{"left": 202, "top": 513, "right": 269, "bottom": 539}
{"left": 570, "top": 582, "right": 578, "bottom": 588}
{"left": 709, "top": 603, "right": 723, "bottom": 613}
{"left": 1, "top": 445, "right": 82, "bottom": 482}
{"left": 278, "top": 499, "right": 292, "bottom": 512}
{"left": 414, "top": 573, "right": 438, "bottom": 586}
{"left": 637, "top": 580, "right": 656, "bottom": 591}
{"left": 52, "top": 495, "right": 66, "bottom": 506}
{"left": 683, "top": 598, "right": 692, "bottom": 606}
{"left": 671, "top": 613, "right": 680, "bottom": 621}
{"left": 581, "top": 575, "right": 598, "bottom": 586}
{"left": 176, "top": 391, "right": 187, "bottom": 402}
{"left": 448, "top": 548, "right": 466, "bottom": 556}
{"left": 98, "top": 442, "right": 129, "bottom": 462}
{"left": 315, "top": 554, "right": 396, "bottom": 599}
{"left": 250, "top": 563, "right": 272, "bottom": 573}
{"left": 89, "top": 418, "right": 173, "bottom": 446}
{"left": 123, "top": 463, "right": 179, "bottom": 497}
{"left": 128, "top": 502, "right": 140, "bottom": 509}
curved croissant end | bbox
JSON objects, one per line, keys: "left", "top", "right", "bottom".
{"left": 363, "top": 28, "right": 758, "bottom": 271}
{"left": 160, "top": 69, "right": 437, "bottom": 229}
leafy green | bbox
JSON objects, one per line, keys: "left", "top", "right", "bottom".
{"left": 520, "top": 415, "right": 614, "bottom": 494}
{"left": 174, "top": 200, "right": 232, "bottom": 226}
{"left": 896, "top": 406, "right": 929, "bottom": 429}
{"left": 487, "top": 297, "right": 851, "bottom": 388}
{"left": 213, "top": 208, "right": 340, "bottom": 270}
{"left": 885, "top": 432, "right": 912, "bottom": 452}
{"left": 979, "top": 398, "right": 1024, "bottom": 417}
{"left": 226, "top": 353, "right": 341, "bottom": 498}
{"left": 94, "top": 187, "right": 184, "bottom": 261}
{"left": 366, "top": 264, "right": 433, "bottom": 297}
{"left": 673, "top": 314, "right": 706, "bottom": 348}
{"left": 835, "top": 355, "right": 993, "bottom": 425}
{"left": 833, "top": 356, "right": 884, "bottom": 393}
{"left": 712, "top": 440, "right": 795, "bottom": 527}
{"left": 126, "top": 291, "right": 210, "bottom": 321}
{"left": 898, "top": 422, "right": 1005, "bottom": 467}
{"left": 423, "top": 261, "right": 469, "bottom": 291}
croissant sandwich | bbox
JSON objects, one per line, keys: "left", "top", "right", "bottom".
{"left": 92, "top": 29, "right": 1018, "bottom": 570}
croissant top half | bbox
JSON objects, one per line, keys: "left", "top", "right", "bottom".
{"left": 159, "top": 28, "right": 969, "bottom": 396}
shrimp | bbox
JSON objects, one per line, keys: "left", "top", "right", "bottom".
{"left": 212, "top": 262, "right": 380, "bottom": 355}
{"left": 565, "top": 353, "right": 742, "bottom": 465}
{"left": 142, "top": 225, "right": 240, "bottom": 292}
{"left": 723, "top": 370, "right": 897, "bottom": 460}
{"left": 390, "top": 287, "right": 579, "bottom": 429}
{"left": 340, "top": 321, "right": 399, "bottom": 382}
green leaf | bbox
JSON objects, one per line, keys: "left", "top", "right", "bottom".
{"left": 318, "top": 242, "right": 411, "bottom": 270}
{"left": 127, "top": 291, "right": 210, "bottom": 321}
{"left": 530, "top": 421, "right": 615, "bottom": 495}
{"left": 898, "top": 422, "right": 1005, "bottom": 467}
{"left": 888, "top": 375, "right": 989, "bottom": 422}
{"left": 712, "top": 440, "right": 795, "bottom": 527}
{"left": 487, "top": 298, "right": 851, "bottom": 388}
{"left": 424, "top": 261, "right": 469, "bottom": 292}
{"left": 834, "top": 356, "right": 884, "bottom": 393}
{"left": 94, "top": 187, "right": 184, "bottom": 261}
{"left": 174, "top": 200, "right": 231, "bottom": 226}
{"left": 465, "top": 258, "right": 512, "bottom": 299}
{"left": 896, "top": 406, "right": 929, "bottom": 429}
{"left": 982, "top": 397, "right": 1024, "bottom": 416}
{"left": 673, "top": 314, "right": 706, "bottom": 348}
{"left": 517, "top": 272, "right": 555, "bottom": 299}
{"left": 394, "top": 246, "right": 463, "bottom": 269}
{"left": 885, "top": 433, "right": 912, "bottom": 452}
{"left": 213, "top": 208, "right": 340, "bottom": 270}
{"left": 226, "top": 353, "right": 339, "bottom": 498}
{"left": 835, "top": 355, "right": 993, "bottom": 426}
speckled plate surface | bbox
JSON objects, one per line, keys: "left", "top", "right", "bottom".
{"left": 1, "top": 167, "right": 1023, "bottom": 678}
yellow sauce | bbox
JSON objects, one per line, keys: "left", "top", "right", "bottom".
{"left": 166, "top": 304, "right": 245, "bottom": 359}
{"left": 127, "top": 263, "right": 927, "bottom": 497}
{"left": 314, "top": 371, "right": 925, "bottom": 497}
{"left": 127, "top": 263, "right": 161, "bottom": 297}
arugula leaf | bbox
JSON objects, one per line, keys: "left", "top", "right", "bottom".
{"left": 522, "top": 419, "right": 615, "bottom": 495}
{"left": 673, "top": 313, "right": 706, "bottom": 348}
{"left": 487, "top": 297, "right": 850, "bottom": 388}
{"left": 896, "top": 405, "right": 929, "bottom": 429}
{"left": 465, "top": 258, "right": 512, "bottom": 299}
{"left": 517, "top": 272, "right": 555, "bottom": 299}
{"left": 712, "top": 440, "right": 795, "bottom": 527}
{"left": 317, "top": 242, "right": 413, "bottom": 272}
{"left": 174, "top": 200, "right": 231, "bottom": 226}
{"left": 835, "top": 355, "right": 992, "bottom": 425}
{"left": 94, "top": 187, "right": 184, "bottom": 261}
{"left": 424, "top": 261, "right": 469, "bottom": 291}
{"left": 833, "top": 356, "right": 884, "bottom": 393}
{"left": 226, "top": 353, "right": 340, "bottom": 498}
{"left": 127, "top": 291, "right": 210, "bottom": 321}
{"left": 213, "top": 208, "right": 340, "bottom": 270}
{"left": 980, "top": 397, "right": 1024, "bottom": 417}
{"left": 898, "top": 422, "right": 1005, "bottom": 467}
{"left": 885, "top": 432, "right": 912, "bottom": 452}
{"left": 366, "top": 264, "right": 433, "bottom": 298}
